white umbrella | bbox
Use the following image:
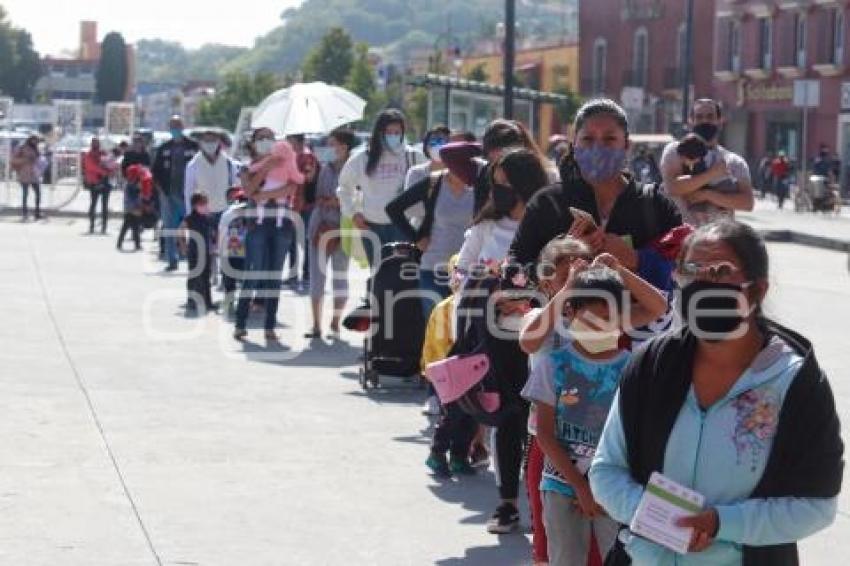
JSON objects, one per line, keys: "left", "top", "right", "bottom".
{"left": 251, "top": 82, "right": 367, "bottom": 136}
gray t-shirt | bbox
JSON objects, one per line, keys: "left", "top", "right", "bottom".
{"left": 660, "top": 142, "right": 751, "bottom": 226}
{"left": 420, "top": 180, "right": 474, "bottom": 271}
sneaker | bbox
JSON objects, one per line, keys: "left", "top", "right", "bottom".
{"left": 165, "top": 262, "right": 178, "bottom": 272}
{"left": 233, "top": 328, "right": 248, "bottom": 341}
{"left": 422, "top": 395, "right": 441, "bottom": 416}
{"left": 487, "top": 502, "right": 520, "bottom": 534}
{"left": 426, "top": 453, "right": 451, "bottom": 478}
{"left": 449, "top": 457, "right": 476, "bottom": 476}
{"left": 469, "top": 444, "right": 490, "bottom": 469}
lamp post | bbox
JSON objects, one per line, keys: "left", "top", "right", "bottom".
{"left": 504, "top": 0, "right": 516, "bottom": 119}
{"left": 681, "top": 0, "right": 695, "bottom": 129}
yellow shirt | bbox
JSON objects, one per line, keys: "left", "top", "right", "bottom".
{"left": 420, "top": 295, "right": 457, "bottom": 373}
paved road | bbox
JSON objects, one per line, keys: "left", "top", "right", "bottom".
{"left": 1, "top": 215, "right": 849, "bottom": 565}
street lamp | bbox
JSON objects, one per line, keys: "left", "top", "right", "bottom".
{"left": 681, "top": 0, "right": 695, "bottom": 129}
{"left": 504, "top": 0, "right": 516, "bottom": 119}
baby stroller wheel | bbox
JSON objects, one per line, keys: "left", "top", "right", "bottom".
{"left": 367, "top": 370, "right": 380, "bottom": 389}
{"left": 358, "top": 367, "right": 368, "bottom": 390}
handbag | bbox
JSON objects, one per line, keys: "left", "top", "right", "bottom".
{"left": 425, "top": 353, "right": 490, "bottom": 405}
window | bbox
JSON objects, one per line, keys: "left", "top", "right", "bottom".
{"left": 796, "top": 13, "right": 807, "bottom": 68}
{"left": 833, "top": 9, "right": 845, "bottom": 65}
{"left": 593, "top": 38, "right": 607, "bottom": 94}
{"left": 730, "top": 20, "right": 742, "bottom": 73}
{"left": 759, "top": 18, "right": 773, "bottom": 69}
{"left": 633, "top": 27, "right": 649, "bottom": 88}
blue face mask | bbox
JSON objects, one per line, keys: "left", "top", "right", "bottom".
{"left": 384, "top": 133, "right": 403, "bottom": 151}
{"left": 170, "top": 128, "right": 184, "bottom": 140}
{"left": 573, "top": 145, "right": 627, "bottom": 184}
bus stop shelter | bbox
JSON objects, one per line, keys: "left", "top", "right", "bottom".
{"left": 407, "top": 73, "right": 575, "bottom": 145}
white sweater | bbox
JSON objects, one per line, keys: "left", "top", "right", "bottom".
{"left": 184, "top": 152, "right": 239, "bottom": 213}
{"left": 337, "top": 146, "right": 425, "bottom": 224}
{"left": 456, "top": 217, "right": 520, "bottom": 274}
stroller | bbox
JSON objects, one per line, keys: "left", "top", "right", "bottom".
{"left": 358, "top": 241, "right": 427, "bottom": 390}
{"left": 794, "top": 175, "right": 841, "bottom": 214}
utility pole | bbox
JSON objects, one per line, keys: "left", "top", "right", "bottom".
{"left": 681, "top": 0, "right": 695, "bottom": 130}
{"left": 504, "top": 0, "right": 516, "bottom": 119}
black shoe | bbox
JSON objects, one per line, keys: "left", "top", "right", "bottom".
{"left": 426, "top": 453, "right": 451, "bottom": 478}
{"left": 165, "top": 262, "right": 178, "bottom": 272}
{"left": 486, "top": 502, "right": 520, "bottom": 534}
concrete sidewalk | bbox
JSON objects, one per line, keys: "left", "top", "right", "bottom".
{"left": 739, "top": 198, "right": 850, "bottom": 252}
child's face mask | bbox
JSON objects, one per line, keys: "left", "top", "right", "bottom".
{"left": 570, "top": 316, "right": 620, "bottom": 355}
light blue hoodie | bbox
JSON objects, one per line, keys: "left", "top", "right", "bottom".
{"left": 589, "top": 336, "right": 838, "bottom": 565}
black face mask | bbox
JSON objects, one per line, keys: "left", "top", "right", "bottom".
{"left": 491, "top": 183, "right": 518, "bottom": 214}
{"left": 692, "top": 123, "right": 719, "bottom": 143}
{"left": 678, "top": 280, "right": 752, "bottom": 341}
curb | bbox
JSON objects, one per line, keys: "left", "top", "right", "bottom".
{"left": 0, "top": 208, "right": 125, "bottom": 220}
{"left": 758, "top": 229, "right": 850, "bottom": 253}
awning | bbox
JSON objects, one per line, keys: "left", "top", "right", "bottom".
{"left": 407, "top": 74, "right": 575, "bottom": 105}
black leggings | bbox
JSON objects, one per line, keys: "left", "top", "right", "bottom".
{"left": 88, "top": 186, "right": 111, "bottom": 232}
{"left": 117, "top": 213, "right": 141, "bottom": 248}
{"left": 21, "top": 183, "right": 41, "bottom": 217}
{"left": 491, "top": 336, "right": 530, "bottom": 500}
{"left": 432, "top": 402, "right": 478, "bottom": 460}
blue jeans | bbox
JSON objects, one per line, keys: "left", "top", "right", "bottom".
{"left": 235, "top": 218, "right": 294, "bottom": 331}
{"left": 162, "top": 193, "right": 185, "bottom": 265}
{"left": 362, "top": 221, "right": 404, "bottom": 269}
{"left": 420, "top": 268, "right": 451, "bottom": 320}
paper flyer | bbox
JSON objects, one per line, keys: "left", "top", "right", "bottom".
{"left": 630, "top": 472, "right": 706, "bottom": 554}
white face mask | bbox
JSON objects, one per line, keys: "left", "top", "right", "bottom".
{"left": 201, "top": 141, "right": 219, "bottom": 156}
{"left": 570, "top": 317, "right": 620, "bottom": 355}
{"left": 255, "top": 139, "right": 274, "bottom": 156}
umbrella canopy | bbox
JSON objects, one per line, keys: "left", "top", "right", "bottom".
{"left": 251, "top": 82, "right": 366, "bottom": 136}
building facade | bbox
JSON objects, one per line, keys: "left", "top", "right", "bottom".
{"left": 579, "top": 0, "right": 717, "bottom": 134}
{"left": 712, "top": 0, "right": 849, "bottom": 185}
{"left": 460, "top": 42, "right": 580, "bottom": 145}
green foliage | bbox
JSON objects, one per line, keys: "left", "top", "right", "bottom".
{"left": 302, "top": 27, "right": 354, "bottom": 85}
{"left": 136, "top": 39, "right": 247, "bottom": 82}
{"left": 96, "top": 32, "right": 129, "bottom": 102}
{"left": 465, "top": 63, "right": 490, "bottom": 83}
{"left": 196, "top": 72, "right": 279, "bottom": 130}
{"left": 408, "top": 87, "right": 429, "bottom": 138}
{"left": 345, "top": 43, "right": 375, "bottom": 101}
{"left": 0, "top": 8, "right": 43, "bottom": 102}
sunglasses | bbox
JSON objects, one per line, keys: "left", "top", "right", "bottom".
{"left": 675, "top": 260, "right": 750, "bottom": 286}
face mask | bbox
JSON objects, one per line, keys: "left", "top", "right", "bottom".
{"left": 384, "top": 134, "right": 403, "bottom": 151}
{"left": 255, "top": 139, "right": 274, "bottom": 156}
{"left": 574, "top": 146, "right": 627, "bottom": 184}
{"left": 570, "top": 317, "right": 620, "bottom": 354}
{"left": 315, "top": 146, "right": 336, "bottom": 164}
{"left": 429, "top": 146, "right": 444, "bottom": 163}
{"left": 170, "top": 128, "right": 184, "bottom": 140}
{"left": 678, "top": 280, "right": 753, "bottom": 341}
{"left": 692, "top": 123, "right": 719, "bottom": 143}
{"left": 200, "top": 141, "right": 219, "bottom": 156}
{"left": 491, "top": 183, "right": 518, "bottom": 214}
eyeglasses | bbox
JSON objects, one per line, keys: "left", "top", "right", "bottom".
{"left": 675, "top": 260, "right": 746, "bottom": 286}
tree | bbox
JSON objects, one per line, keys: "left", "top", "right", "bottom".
{"left": 0, "top": 8, "right": 43, "bottom": 102}
{"left": 465, "top": 63, "right": 489, "bottom": 83}
{"left": 96, "top": 32, "right": 129, "bottom": 102}
{"left": 345, "top": 43, "right": 375, "bottom": 101}
{"left": 197, "top": 72, "right": 279, "bottom": 130}
{"left": 301, "top": 27, "right": 354, "bottom": 85}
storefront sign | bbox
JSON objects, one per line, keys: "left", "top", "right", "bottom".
{"left": 737, "top": 82, "right": 794, "bottom": 106}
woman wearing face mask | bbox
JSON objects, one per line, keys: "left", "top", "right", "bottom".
{"left": 233, "top": 127, "right": 299, "bottom": 342}
{"left": 589, "top": 220, "right": 843, "bottom": 566}
{"left": 304, "top": 127, "right": 359, "bottom": 339}
{"left": 509, "top": 99, "right": 683, "bottom": 299}
{"left": 337, "top": 109, "right": 426, "bottom": 268}
{"left": 404, "top": 125, "right": 451, "bottom": 193}
{"left": 453, "top": 148, "right": 550, "bottom": 536}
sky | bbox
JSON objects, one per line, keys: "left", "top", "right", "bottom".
{"left": 2, "top": 0, "right": 304, "bottom": 56}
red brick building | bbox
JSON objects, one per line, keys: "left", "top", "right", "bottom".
{"left": 712, "top": 0, "right": 849, "bottom": 185}
{"left": 579, "top": 0, "right": 717, "bottom": 134}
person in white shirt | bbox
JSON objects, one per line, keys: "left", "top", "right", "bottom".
{"left": 184, "top": 129, "right": 240, "bottom": 216}
{"left": 337, "top": 109, "right": 425, "bottom": 267}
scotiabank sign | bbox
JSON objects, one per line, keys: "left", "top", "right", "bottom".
{"left": 736, "top": 82, "right": 793, "bottom": 106}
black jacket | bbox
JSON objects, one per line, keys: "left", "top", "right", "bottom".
{"left": 617, "top": 321, "right": 844, "bottom": 566}
{"left": 509, "top": 174, "right": 682, "bottom": 271}
{"left": 152, "top": 138, "right": 198, "bottom": 195}
{"left": 385, "top": 172, "right": 445, "bottom": 242}
{"left": 121, "top": 150, "right": 151, "bottom": 176}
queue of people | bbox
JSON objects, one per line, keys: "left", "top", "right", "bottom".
{"left": 71, "top": 99, "right": 841, "bottom": 566}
